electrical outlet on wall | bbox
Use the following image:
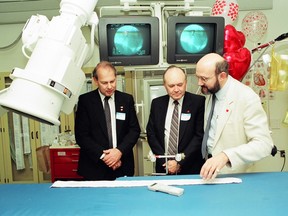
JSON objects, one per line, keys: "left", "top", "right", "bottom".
{"left": 280, "top": 150, "right": 286, "bottom": 158}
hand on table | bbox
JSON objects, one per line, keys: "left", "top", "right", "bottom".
{"left": 200, "top": 152, "right": 229, "bottom": 180}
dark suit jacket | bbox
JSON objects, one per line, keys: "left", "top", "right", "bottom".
{"left": 75, "top": 89, "right": 140, "bottom": 180}
{"left": 146, "top": 92, "right": 205, "bottom": 174}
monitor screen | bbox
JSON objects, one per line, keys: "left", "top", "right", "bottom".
{"left": 98, "top": 16, "right": 159, "bottom": 66}
{"left": 166, "top": 16, "right": 225, "bottom": 64}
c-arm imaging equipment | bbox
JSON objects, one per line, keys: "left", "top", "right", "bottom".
{"left": 0, "top": 0, "right": 99, "bottom": 125}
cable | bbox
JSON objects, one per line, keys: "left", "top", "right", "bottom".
{"left": 0, "top": 32, "right": 22, "bottom": 50}
{"left": 280, "top": 150, "right": 286, "bottom": 172}
{"left": 271, "top": 147, "right": 286, "bottom": 172}
{"left": 246, "top": 45, "right": 270, "bottom": 74}
{"left": 280, "top": 155, "right": 286, "bottom": 172}
{"left": 21, "top": 44, "right": 31, "bottom": 59}
{"left": 83, "top": 23, "right": 96, "bottom": 65}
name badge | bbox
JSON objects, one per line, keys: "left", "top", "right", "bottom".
{"left": 181, "top": 113, "right": 191, "bottom": 121}
{"left": 116, "top": 112, "right": 126, "bottom": 120}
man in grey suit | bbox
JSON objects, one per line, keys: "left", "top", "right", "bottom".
{"left": 75, "top": 61, "right": 140, "bottom": 180}
{"left": 146, "top": 65, "right": 205, "bottom": 175}
{"left": 196, "top": 53, "right": 274, "bottom": 180}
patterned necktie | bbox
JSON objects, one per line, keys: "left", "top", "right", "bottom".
{"left": 104, "top": 96, "right": 113, "bottom": 148}
{"left": 168, "top": 100, "right": 179, "bottom": 155}
{"left": 201, "top": 94, "right": 216, "bottom": 158}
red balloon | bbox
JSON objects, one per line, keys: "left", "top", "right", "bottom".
{"left": 224, "top": 24, "right": 246, "bottom": 53}
{"left": 224, "top": 48, "right": 251, "bottom": 81}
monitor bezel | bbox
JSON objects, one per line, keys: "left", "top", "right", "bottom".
{"left": 166, "top": 16, "right": 225, "bottom": 64}
{"left": 98, "top": 16, "right": 160, "bottom": 66}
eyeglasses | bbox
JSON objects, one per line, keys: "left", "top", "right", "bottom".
{"left": 196, "top": 75, "right": 215, "bottom": 83}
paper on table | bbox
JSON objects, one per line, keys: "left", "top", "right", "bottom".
{"left": 50, "top": 177, "right": 242, "bottom": 188}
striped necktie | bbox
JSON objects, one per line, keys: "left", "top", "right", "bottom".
{"left": 168, "top": 100, "right": 179, "bottom": 155}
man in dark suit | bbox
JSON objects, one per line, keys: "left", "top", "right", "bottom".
{"left": 146, "top": 65, "right": 205, "bottom": 175}
{"left": 75, "top": 61, "right": 140, "bottom": 180}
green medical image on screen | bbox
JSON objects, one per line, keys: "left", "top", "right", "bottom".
{"left": 179, "top": 24, "right": 208, "bottom": 54}
{"left": 113, "top": 25, "right": 144, "bottom": 56}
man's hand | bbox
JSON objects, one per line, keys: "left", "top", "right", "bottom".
{"left": 162, "top": 160, "right": 181, "bottom": 174}
{"left": 200, "top": 152, "right": 229, "bottom": 180}
{"left": 111, "top": 160, "right": 122, "bottom": 170}
{"left": 102, "top": 148, "right": 122, "bottom": 168}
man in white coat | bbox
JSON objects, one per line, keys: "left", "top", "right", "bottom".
{"left": 196, "top": 53, "right": 274, "bottom": 180}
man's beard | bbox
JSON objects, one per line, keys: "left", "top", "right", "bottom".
{"left": 201, "top": 78, "right": 221, "bottom": 95}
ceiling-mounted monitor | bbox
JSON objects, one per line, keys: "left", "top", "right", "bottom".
{"left": 98, "top": 16, "right": 159, "bottom": 66}
{"left": 166, "top": 16, "right": 225, "bottom": 64}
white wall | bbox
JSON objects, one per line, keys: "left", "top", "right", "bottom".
{"left": 0, "top": 0, "right": 287, "bottom": 172}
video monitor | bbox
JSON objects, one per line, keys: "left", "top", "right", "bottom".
{"left": 98, "top": 16, "right": 160, "bottom": 66}
{"left": 166, "top": 16, "right": 225, "bottom": 64}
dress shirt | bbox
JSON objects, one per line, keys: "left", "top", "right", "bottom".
{"left": 207, "top": 76, "right": 232, "bottom": 154}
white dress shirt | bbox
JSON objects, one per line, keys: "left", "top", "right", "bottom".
{"left": 207, "top": 76, "right": 232, "bottom": 154}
